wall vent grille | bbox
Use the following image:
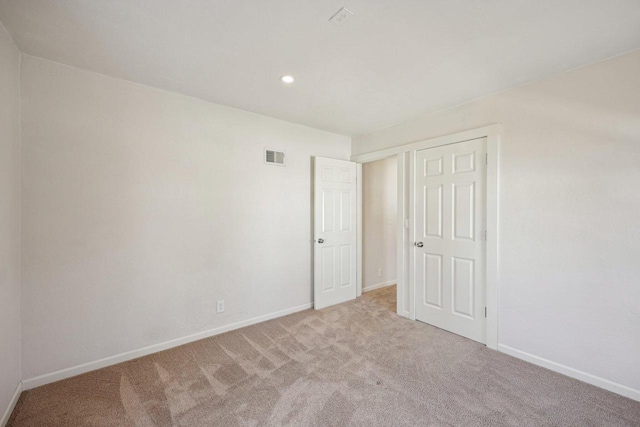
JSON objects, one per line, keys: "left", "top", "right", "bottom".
{"left": 265, "top": 149, "right": 285, "bottom": 166}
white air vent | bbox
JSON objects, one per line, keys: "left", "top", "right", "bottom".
{"left": 329, "top": 7, "right": 354, "bottom": 25}
{"left": 264, "top": 149, "right": 285, "bottom": 166}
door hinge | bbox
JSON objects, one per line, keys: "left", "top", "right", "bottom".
{"left": 484, "top": 230, "right": 487, "bottom": 241}
{"left": 484, "top": 307, "right": 487, "bottom": 318}
{"left": 485, "top": 153, "right": 488, "bottom": 165}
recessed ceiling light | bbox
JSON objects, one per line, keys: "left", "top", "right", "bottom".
{"left": 280, "top": 75, "right": 295, "bottom": 84}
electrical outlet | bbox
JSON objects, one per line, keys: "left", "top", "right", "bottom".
{"left": 217, "top": 300, "right": 225, "bottom": 314}
{"left": 377, "top": 268, "right": 382, "bottom": 278}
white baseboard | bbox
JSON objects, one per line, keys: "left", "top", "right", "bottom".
{"left": 498, "top": 344, "right": 640, "bottom": 402}
{"left": 362, "top": 280, "right": 396, "bottom": 293}
{"left": 22, "top": 302, "right": 313, "bottom": 391}
{"left": 1, "top": 382, "right": 22, "bottom": 427}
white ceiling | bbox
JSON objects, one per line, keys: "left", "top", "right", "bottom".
{"left": 1, "top": 0, "right": 639, "bottom": 136}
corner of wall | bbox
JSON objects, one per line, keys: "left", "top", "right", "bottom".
{"left": 0, "top": 382, "right": 22, "bottom": 427}
{"left": 0, "top": 15, "right": 25, "bottom": 426}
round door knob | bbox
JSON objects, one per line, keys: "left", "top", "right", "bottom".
{"left": 317, "top": 238, "right": 324, "bottom": 244}
{"left": 415, "top": 241, "right": 424, "bottom": 247}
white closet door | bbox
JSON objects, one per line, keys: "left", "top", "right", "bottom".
{"left": 414, "top": 138, "right": 486, "bottom": 343}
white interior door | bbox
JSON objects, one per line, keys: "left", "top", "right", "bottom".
{"left": 414, "top": 138, "right": 486, "bottom": 343}
{"left": 314, "top": 157, "right": 357, "bottom": 310}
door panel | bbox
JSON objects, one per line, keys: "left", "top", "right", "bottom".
{"left": 424, "top": 253, "right": 442, "bottom": 307}
{"left": 321, "top": 246, "right": 335, "bottom": 291}
{"left": 425, "top": 185, "right": 443, "bottom": 237}
{"left": 453, "top": 182, "right": 475, "bottom": 240}
{"left": 314, "top": 157, "right": 357, "bottom": 309}
{"left": 415, "top": 138, "right": 486, "bottom": 343}
{"left": 340, "top": 191, "right": 352, "bottom": 231}
{"left": 322, "top": 190, "right": 334, "bottom": 232}
{"left": 339, "top": 245, "right": 350, "bottom": 286}
{"left": 452, "top": 257, "right": 474, "bottom": 317}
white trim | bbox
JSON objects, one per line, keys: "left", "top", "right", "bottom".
{"left": 396, "top": 152, "right": 410, "bottom": 318}
{"left": 356, "top": 163, "right": 363, "bottom": 297}
{"left": 1, "top": 382, "right": 22, "bottom": 427}
{"left": 408, "top": 150, "right": 416, "bottom": 321}
{"left": 362, "top": 280, "right": 397, "bottom": 293}
{"left": 485, "top": 133, "right": 500, "bottom": 349}
{"left": 22, "top": 302, "right": 312, "bottom": 390}
{"left": 350, "top": 124, "right": 502, "bottom": 163}
{"left": 498, "top": 344, "right": 640, "bottom": 402}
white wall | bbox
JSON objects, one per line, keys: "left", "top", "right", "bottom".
{"left": 353, "top": 50, "right": 640, "bottom": 395}
{"left": 20, "top": 55, "right": 350, "bottom": 381}
{"left": 0, "top": 20, "right": 21, "bottom": 422}
{"left": 9, "top": 34, "right": 640, "bottom": 402}
{"left": 362, "top": 157, "right": 397, "bottom": 291}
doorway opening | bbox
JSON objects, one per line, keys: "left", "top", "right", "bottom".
{"left": 313, "top": 126, "right": 498, "bottom": 348}
{"left": 360, "top": 157, "right": 398, "bottom": 314}
{"left": 350, "top": 124, "right": 500, "bottom": 349}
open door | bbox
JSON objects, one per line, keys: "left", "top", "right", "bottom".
{"left": 313, "top": 157, "right": 357, "bottom": 309}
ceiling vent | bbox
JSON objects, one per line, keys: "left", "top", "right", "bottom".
{"left": 265, "top": 149, "right": 285, "bottom": 166}
{"left": 329, "top": 7, "right": 354, "bottom": 25}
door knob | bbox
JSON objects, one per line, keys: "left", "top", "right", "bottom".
{"left": 415, "top": 241, "right": 424, "bottom": 247}
{"left": 317, "top": 238, "right": 324, "bottom": 244}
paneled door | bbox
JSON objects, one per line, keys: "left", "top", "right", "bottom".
{"left": 414, "top": 138, "right": 486, "bottom": 343}
{"left": 314, "top": 157, "right": 357, "bottom": 310}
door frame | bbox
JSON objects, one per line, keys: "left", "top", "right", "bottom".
{"left": 351, "top": 124, "right": 500, "bottom": 350}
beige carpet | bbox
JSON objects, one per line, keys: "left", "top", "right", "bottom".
{"left": 9, "top": 285, "right": 640, "bottom": 426}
